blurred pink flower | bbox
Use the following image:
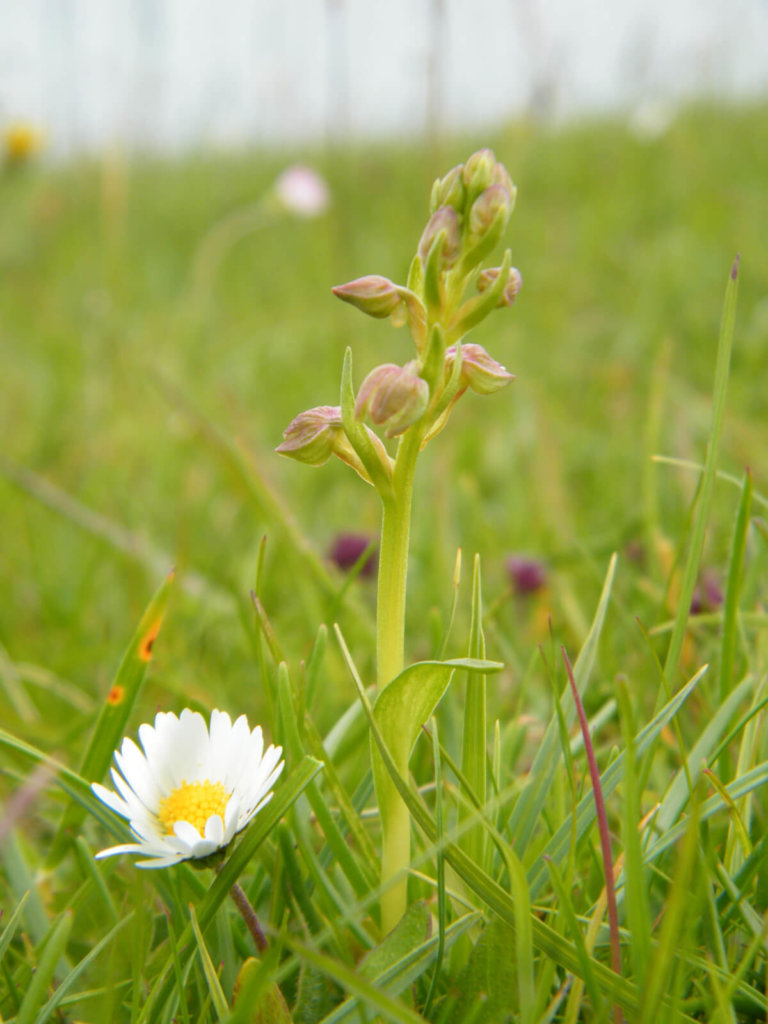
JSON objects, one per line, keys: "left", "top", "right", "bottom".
{"left": 507, "top": 554, "right": 547, "bottom": 596}
{"left": 329, "top": 533, "right": 378, "bottom": 578}
{"left": 274, "top": 165, "right": 330, "bottom": 217}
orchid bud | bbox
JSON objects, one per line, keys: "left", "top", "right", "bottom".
{"left": 276, "top": 405, "right": 345, "bottom": 465}
{"left": 477, "top": 266, "right": 523, "bottom": 306}
{"left": 355, "top": 361, "right": 429, "bottom": 437}
{"left": 430, "top": 164, "right": 466, "bottom": 214}
{"left": 445, "top": 343, "right": 514, "bottom": 395}
{"left": 462, "top": 149, "right": 497, "bottom": 196}
{"left": 332, "top": 276, "right": 404, "bottom": 319}
{"left": 273, "top": 165, "right": 330, "bottom": 217}
{"left": 418, "top": 205, "right": 461, "bottom": 268}
{"left": 467, "top": 185, "right": 512, "bottom": 248}
{"left": 491, "top": 162, "right": 517, "bottom": 203}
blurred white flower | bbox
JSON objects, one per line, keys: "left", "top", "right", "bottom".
{"left": 92, "top": 709, "right": 284, "bottom": 868}
{"left": 628, "top": 100, "right": 675, "bottom": 142}
{"left": 274, "top": 164, "right": 330, "bottom": 217}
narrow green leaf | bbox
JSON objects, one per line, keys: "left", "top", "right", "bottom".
{"left": 15, "top": 910, "right": 73, "bottom": 1024}
{"left": 0, "top": 831, "right": 50, "bottom": 948}
{"left": 320, "top": 913, "right": 481, "bottom": 1024}
{"left": 509, "top": 555, "right": 617, "bottom": 857}
{"left": 651, "top": 673, "right": 754, "bottom": 838}
{"left": 642, "top": 760, "right": 768, "bottom": 867}
{"left": 661, "top": 256, "right": 739, "bottom": 692}
{"left": 615, "top": 680, "right": 650, "bottom": 991}
{"left": 0, "top": 890, "right": 30, "bottom": 962}
{"left": 49, "top": 569, "right": 175, "bottom": 864}
{"left": 0, "top": 638, "right": 37, "bottom": 721}
{"left": 545, "top": 858, "right": 606, "bottom": 1016}
{"left": 189, "top": 903, "right": 230, "bottom": 1021}
{"left": 527, "top": 666, "right": 705, "bottom": 899}
{"left": 340, "top": 346, "right": 394, "bottom": 498}
{"left": 32, "top": 914, "right": 132, "bottom": 1024}
{"left": 460, "top": 555, "right": 487, "bottom": 869}
{"left": 507, "top": 850, "right": 535, "bottom": 1024}
{"left": 278, "top": 663, "right": 373, "bottom": 898}
{"left": 639, "top": 798, "right": 701, "bottom": 1024}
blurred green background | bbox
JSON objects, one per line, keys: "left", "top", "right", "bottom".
{"left": 1, "top": 102, "right": 767, "bottom": 747}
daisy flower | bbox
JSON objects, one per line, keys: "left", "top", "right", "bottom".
{"left": 92, "top": 709, "right": 284, "bottom": 868}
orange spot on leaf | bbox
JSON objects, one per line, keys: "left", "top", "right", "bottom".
{"left": 138, "top": 617, "right": 164, "bottom": 662}
{"left": 107, "top": 684, "right": 125, "bottom": 706}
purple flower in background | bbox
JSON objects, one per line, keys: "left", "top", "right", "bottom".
{"left": 329, "top": 533, "right": 378, "bottom": 578}
{"left": 690, "top": 570, "right": 724, "bottom": 615}
{"left": 507, "top": 554, "right": 547, "bottom": 596}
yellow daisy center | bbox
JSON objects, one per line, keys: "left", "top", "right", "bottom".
{"left": 157, "top": 779, "right": 230, "bottom": 836}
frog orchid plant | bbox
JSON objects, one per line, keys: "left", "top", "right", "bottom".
{"left": 278, "top": 149, "right": 521, "bottom": 933}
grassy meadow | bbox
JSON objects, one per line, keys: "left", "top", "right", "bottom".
{"left": 1, "top": 102, "right": 768, "bottom": 1021}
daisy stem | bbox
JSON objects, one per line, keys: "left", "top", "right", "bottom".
{"left": 229, "top": 881, "right": 268, "bottom": 953}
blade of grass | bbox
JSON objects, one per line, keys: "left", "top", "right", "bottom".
{"left": 423, "top": 716, "right": 446, "bottom": 1020}
{"left": 615, "top": 680, "right": 650, "bottom": 991}
{"left": 15, "top": 910, "right": 73, "bottom": 1024}
{"left": 32, "top": 914, "right": 133, "bottom": 1024}
{"left": 459, "top": 554, "right": 487, "bottom": 870}
{"left": 49, "top": 569, "right": 175, "bottom": 864}
{"left": 562, "top": 648, "right": 622, "bottom": 1023}
{"left": 638, "top": 795, "right": 701, "bottom": 1024}
{"left": 659, "top": 255, "right": 739, "bottom": 694}
{"left": 508, "top": 553, "right": 617, "bottom": 856}
{"left": 545, "top": 856, "right": 607, "bottom": 1017}
{"left": 527, "top": 665, "right": 706, "bottom": 900}
{"left": 189, "top": 903, "right": 230, "bottom": 1022}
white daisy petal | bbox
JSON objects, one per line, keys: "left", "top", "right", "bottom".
{"left": 205, "top": 814, "right": 224, "bottom": 846}
{"left": 188, "top": 837, "right": 220, "bottom": 859}
{"left": 91, "top": 782, "right": 131, "bottom": 819}
{"left": 172, "top": 820, "right": 203, "bottom": 851}
{"left": 136, "top": 854, "right": 186, "bottom": 869}
{"left": 95, "top": 842, "right": 153, "bottom": 859}
{"left": 114, "top": 739, "right": 160, "bottom": 811}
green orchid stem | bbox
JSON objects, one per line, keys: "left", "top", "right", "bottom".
{"left": 376, "top": 426, "right": 423, "bottom": 934}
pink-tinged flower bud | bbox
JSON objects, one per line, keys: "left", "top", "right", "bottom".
{"left": 430, "top": 164, "right": 466, "bottom": 214}
{"left": 273, "top": 165, "right": 330, "bottom": 217}
{"left": 355, "top": 361, "right": 429, "bottom": 437}
{"left": 467, "top": 185, "right": 512, "bottom": 247}
{"left": 507, "top": 555, "right": 547, "bottom": 596}
{"left": 445, "top": 343, "right": 514, "bottom": 395}
{"left": 462, "top": 149, "right": 497, "bottom": 194}
{"left": 418, "top": 205, "right": 461, "bottom": 268}
{"left": 490, "top": 162, "right": 517, "bottom": 201}
{"left": 332, "top": 275, "right": 404, "bottom": 319}
{"left": 477, "top": 266, "right": 523, "bottom": 306}
{"left": 276, "top": 405, "right": 344, "bottom": 465}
